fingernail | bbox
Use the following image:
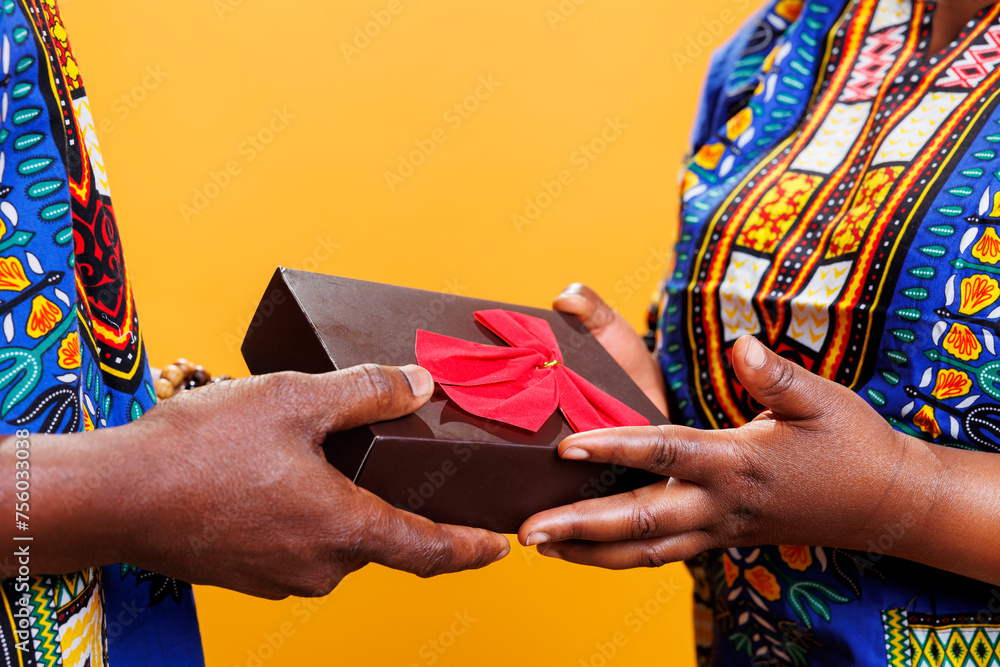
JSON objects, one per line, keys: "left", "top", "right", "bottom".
{"left": 555, "top": 294, "right": 586, "bottom": 309}
{"left": 525, "top": 532, "right": 549, "bottom": 546}
{"left": 538, "top": 543, "right": 562, "bottom": 559}
{"left": 562, "top": 447, "right": 590, "bottom": 461}
{"left": 493, "top": 543, "right": 511, "bottom": 563}
{"left": 400, "top": 365, "right": 434, "bottom": 398}
{"left": 744, "top": 337, "right": 766, "bottom": 369}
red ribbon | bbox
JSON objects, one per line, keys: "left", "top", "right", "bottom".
{"left": 415, "top": 309, "right": 650, "bottom": 433}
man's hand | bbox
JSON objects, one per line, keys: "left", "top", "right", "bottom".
{"left": 23, "top": 365, "right": 510, "bottom": 599}
{"left": 518, "top": 335, "right": 1000, "bottom": 585}
{"left": 553, "top": 283, "right": 667, "bottom": 415}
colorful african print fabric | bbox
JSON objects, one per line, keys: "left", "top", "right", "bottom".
{"left": 658, "top": 0, "right": 1000, "bottom": 664}
{"left": 0, "top": 2, "right": 203, "bottom": 665}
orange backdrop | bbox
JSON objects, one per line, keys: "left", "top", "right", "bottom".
{"left": 57, "top": 0, "right": 757, "bottom": 665}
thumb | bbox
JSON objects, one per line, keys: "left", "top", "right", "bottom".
{"left": 312, "top": 364, "right": 435, "bottom": 433}
{"left": 554, "top": 283, "right": 668, "bottom": 415}
{"left": 732, "top": 335, "right": 833, "bottom": 421}
{"left": 553, "top": 283, "right": 624, "bottom": 337}
{"left": 365, "top": 499, "right": 511, "bottom": 578}
{"left": 553, "top": 283, "right": 648, "bottom": 361}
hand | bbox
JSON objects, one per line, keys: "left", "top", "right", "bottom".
{"left": 27, "top": 365, "right": 510, "bottom": 599}
{"left": 554, "top": 283, "right": 667, "bottom": 415}
{"left": 518, "top": 335, "right": 943, "bottom": 570}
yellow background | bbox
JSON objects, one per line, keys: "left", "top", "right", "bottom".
{"left": 58, "top": 0, "right": 757, "bottom": 665}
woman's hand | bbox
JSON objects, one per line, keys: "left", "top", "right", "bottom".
{"left": 17, "top": 365, "right": 510, "bottom": 599}
{"left": 554, "top": 283, "right": 667, "bottom": 414}
{"left": 518, "top": 335, "right": 1000, "bottom": 585}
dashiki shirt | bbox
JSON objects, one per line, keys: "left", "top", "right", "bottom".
{"left": 657, "top": 0, "right": 1000, "bottom": 665}
{"left": 0, "top": 2, "right": 203, "bottom": 665}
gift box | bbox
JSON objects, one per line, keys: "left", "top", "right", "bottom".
{"left": 241, "top": 269, "right": 666, "bottom": 533}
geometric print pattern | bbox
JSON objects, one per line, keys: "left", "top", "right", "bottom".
{"left": 0, "top": 2, "right": 203, "bottom": 666}
{"left": 883, "top": 610, "right": 1000, "bottom": 667}
{"left": 871, "top": 91, "right": 967, "bottom": 166}
{"left": 791, "top": 101, "right": 872, "bottom": 174}
{"left": 785, "top": 259, "right": 852, "bottom": 351}
{"left": 71, "top": 96, "right": 110, "bottom": 196}
{"left": 662, "top": 1, "right": 1000, "bottom": 665}
{"left": 843, "top": 24, "right": 906, "bottom": 103}
{"left": 938, "top": 25, "right": 1000, "bottom": 89}
{"left": 720, "top": 251, "right": 770, "bottom": 341}
{"left": 870, "top": 0, "right": 910, "bottom": 32}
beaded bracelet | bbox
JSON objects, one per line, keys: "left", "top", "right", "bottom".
{"left": 155, "top": 358, "right": 231, "bottom": 400}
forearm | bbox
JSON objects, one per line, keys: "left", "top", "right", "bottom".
{"left": 883, "top": 432, "right": 1000, "bottom": 585}
{"left": 0, "top": 367, "right": 509, "bottom": 599}
{"left": 0, "top": 428, "right": 138, "bottom": 575}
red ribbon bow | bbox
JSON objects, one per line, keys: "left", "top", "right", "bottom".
{"left": 415, "top": 309, "right": 650, "bottom": 433}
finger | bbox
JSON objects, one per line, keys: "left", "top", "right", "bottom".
{"left": 518, "top": 479, "right": 708, "bottom": 544}
{"left": 536, "top": 532, "right": 713, "bottom": 569}
{"left": 364, "top": 497, "right": 510, "bottom": 577}
{"left": 554, "top": 284, "right": 668, "bottom": 414}
{"left": 314, "top": 364, "right": 434, "bottom": 433}
{"left": 553, "top": 283, "right": 620, "bottom": 335}
{"left": 556, "top": 424, "right": 732, "bottom": 480}
{"left": 731, "top": 335, "right": 841, "bottom": 421}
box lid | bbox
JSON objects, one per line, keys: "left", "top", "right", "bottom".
{"left": 242, "top": 268, "right": 668, "bottom": 446}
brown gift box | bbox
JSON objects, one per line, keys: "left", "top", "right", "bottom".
{"left": 241, "top": 269, "right": 666, "bottom": 533}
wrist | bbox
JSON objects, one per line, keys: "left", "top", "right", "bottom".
{"left": 28, "top": 426, "right": 143, "bottom": 573}
{"left": 861, "top": 430, "right": 944, "bottom": 562}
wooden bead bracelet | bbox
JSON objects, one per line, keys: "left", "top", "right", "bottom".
{"left": 154, "top": 358, "right": 231, "bottom": 400}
